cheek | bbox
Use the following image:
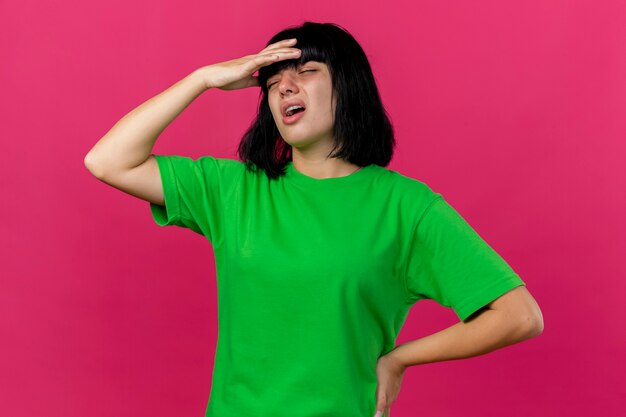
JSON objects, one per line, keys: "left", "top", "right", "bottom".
{"left": 268, "top": 100, "right": 279, "bottom": 118}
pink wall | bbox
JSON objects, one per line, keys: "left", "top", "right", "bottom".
{"left": 2, "top": 1, "right": 624, "bottom": 416}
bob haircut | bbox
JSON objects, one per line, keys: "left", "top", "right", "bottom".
{"left": 237, "top": 21, "right": 396, "bottom": 180}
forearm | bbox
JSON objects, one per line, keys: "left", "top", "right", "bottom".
{"left": 391, "top": 309, "right": 536, "bottom": 367}
{"left": 84, "top": 68, "right": 210, "bottom": 177}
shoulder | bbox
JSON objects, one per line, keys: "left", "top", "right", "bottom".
{"left": 191, "top": 156, "right": 250, "bottom": 180}
{"left": 195, "top": 156, "right": 244, "bottom": 170}
{"left": 374, "top": 165, "right": 441, "bottom": 205}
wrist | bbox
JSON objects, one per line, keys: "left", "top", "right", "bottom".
{"left": 194, "top": 65, "right": 215, "bottom": 90}
{"left": 388, "top": 345, "right": 410, "bottom": 371}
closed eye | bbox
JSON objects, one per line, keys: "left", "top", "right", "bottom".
{"left": 267, "top": 70, "right": 316, "bottom": 89}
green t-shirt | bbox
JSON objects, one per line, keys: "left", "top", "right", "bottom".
{"left": 149, "top": 154, "right": 526, "bottom": 417}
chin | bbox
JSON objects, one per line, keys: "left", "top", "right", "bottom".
{"left": 281, "top": 134, "right": 319, "bottom": 149}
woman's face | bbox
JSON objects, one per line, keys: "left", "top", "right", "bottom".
{"left": 266, "top": 61, "right": 337, "bottom": 150}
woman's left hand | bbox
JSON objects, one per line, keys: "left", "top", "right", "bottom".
{"left": 373, "top": 348, "right": 407, "bottom": 417}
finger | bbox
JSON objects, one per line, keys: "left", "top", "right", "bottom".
{"left": 253, "top": 49, "right": 301, "bottom": 69}
{"left": 245, "top": 50, "right": 299, "bottom": 73}
{"left": 258, "top": 47, "right": 301, "bottom": 59}
{"left": 385, "top": 407, "right": 390, "bottom": 417}
{"left": 261, "top": 38, "right": 297, "bottom": 52}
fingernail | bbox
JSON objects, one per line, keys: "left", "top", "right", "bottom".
{"left": 374, "top": 411, "right": 382, "bottom": 417}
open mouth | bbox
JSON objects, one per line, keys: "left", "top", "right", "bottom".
{"left": 282, "top": 106, "right": 307, "bottom": 124}
{"left": 285, "top": 105, "right": 306, "bottom": 117}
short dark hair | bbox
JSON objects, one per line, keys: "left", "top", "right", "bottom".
{"left": 237, "top": 21, "right": 396, "bottom": 180}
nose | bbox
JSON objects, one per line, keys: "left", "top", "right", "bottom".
{"left": 278, "top": 72, "right": 299, "bottom": 95}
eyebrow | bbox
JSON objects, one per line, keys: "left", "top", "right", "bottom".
{"left": 267, "top": 62, "right": 316, "bottom": 82}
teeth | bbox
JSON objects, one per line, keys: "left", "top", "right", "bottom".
{"left": 285, "top": 105, "right": 304, "bottom": 116}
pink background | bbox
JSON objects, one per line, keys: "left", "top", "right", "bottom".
{"left": 2, "top": 1, "right": 624, "bottom": 416}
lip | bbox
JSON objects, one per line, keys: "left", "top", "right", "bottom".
{"left": 281, "top": 99, "right": 307, "bottom": 118}
{"left": 282, "top": 108, "right": 306, "bottom": 124}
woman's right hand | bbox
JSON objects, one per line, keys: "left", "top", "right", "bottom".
{"left": 199, "top": 38, "right": 301, "bottom": 91}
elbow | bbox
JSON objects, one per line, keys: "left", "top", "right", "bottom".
{"left": 84, "top": 151, "right": 95, "bottom": 171}
{"left": 520, "top": 310, "right": 544, "bottom": 338}
{"left": 84, "top": 151, "right": 105, "bottom": 179}
{"left": 531, "top": 316, "right": 544, "bottom": 337}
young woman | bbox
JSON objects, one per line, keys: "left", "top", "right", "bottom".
{"left": 85, "top": 21, "right": 543, "bottom": 417}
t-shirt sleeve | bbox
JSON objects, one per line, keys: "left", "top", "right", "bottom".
{"left": 404, "top": 195, "right": 526, "bottom": 321}
{"left": 149, "top": 154, "right": 223, "bottom": 243}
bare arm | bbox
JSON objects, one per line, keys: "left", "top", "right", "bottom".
{"left": 389, "top": 286, "right": 543, "bottom": 367}
{"left": 84, "top": 69, "right": 209, "bottom": 177}
{"left": 372, "top": 287, "right": 542, "bottom": 417}
{"left": 84, "top": 39, "right": 301, "bottom": 206}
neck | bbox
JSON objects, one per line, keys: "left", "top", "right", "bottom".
{"left": 290, "top": 155, "right": 361, "bottom": 180}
